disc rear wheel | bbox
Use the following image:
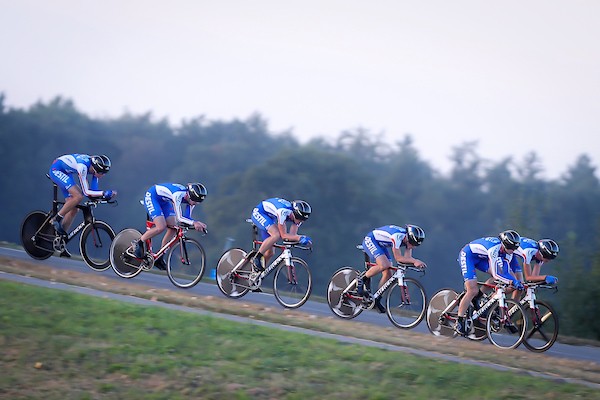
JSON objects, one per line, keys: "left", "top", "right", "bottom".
{"left": 109, "top": 229, "right": 144, "bottom": 279}
{"left": 327, "top": 267, "right": 363, "bottom": 319}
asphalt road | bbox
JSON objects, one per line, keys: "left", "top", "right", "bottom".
{"left": 2, "top": 246, "right": 599, "bottom": 365}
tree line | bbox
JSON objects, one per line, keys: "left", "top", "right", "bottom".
{"left": 1, "top": 94, "right": 599, "bottom": 340}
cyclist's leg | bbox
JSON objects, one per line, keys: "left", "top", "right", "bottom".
{"left": 456, "top": 247, "right": 480, "bottom": 335}
{"left": 250, "top": 207, "right": 278, "bottom": 271}
{"left": 137, "top": 191, "right": 168, "bottom": 257}
{"left": 49, "top": 168, "right": 82, "bottom": 233}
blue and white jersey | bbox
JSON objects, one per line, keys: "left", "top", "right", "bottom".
{"left": 146, "top": 183, "right": 195, "bottom": 226}
{"left": 465, "top": 237, "right": 519, "bottom": 283}
{"left": 50, "top": 153, "right": 103, "bottom": 197}
{"left": 371, "top": 225, "right": 408, "bottom": 250}
{"left": 514, "top": 237, "right": 540, "bottom": 266}
{"left": 258, "top": 198, "right": 296, "bottom": 226}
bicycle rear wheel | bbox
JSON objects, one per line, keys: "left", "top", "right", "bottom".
{"left": 426, "top": 288, "right": 459, "bottom": 337}
{"left": 109, "top": 229, "right": 144, "bottom": 279}
{"left": 21, "top": 211, "right": 54, "bottom": 260}
{"left": 522, "top": 300, "right": 559, "bottom": 353}
{"left": 216, "top": 248, "right": 252, "bottom": 298}
{"left": 386, "top": 278, "right": 427, "bottom": 329}
{"left": 326, "top": 267, "right": 363, "bottom": 319}
{"left": 486, "top": 299, "right": 527, "bottom": 350}
{"left": 273, "top": 257, "right": 312, "bottom": 309}
{"left": 80, "top": 220, "right": 115, "bottom": 271}
{"left": 167, "top": 238, "right": 206, "bottom": 288}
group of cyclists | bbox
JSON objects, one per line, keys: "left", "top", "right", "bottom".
{"left": 48, "top": 152, "right": 560, "bottom": 337}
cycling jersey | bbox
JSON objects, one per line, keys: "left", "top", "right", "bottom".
{"left": 143, "top": 183, "right": 195, "bottom": 226}
{"left": 362, "top": 225, "right": 408, "bottom": 262}
{"left": 514, "top": 237, "right": 543, "bottom": 267}
{"left": 49, "top": 154, "right": 103, "bottom": 198}
{"left": 251, "top": 197, "right": 298, "bottom": 240}
{"left": 459, "top": 237, "right": 520, "bottom": 284}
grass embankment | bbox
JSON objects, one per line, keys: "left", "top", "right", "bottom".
{"left": 1, "top": 255, "right": 599, "bottom": 399}
{"left": 0, "top": 286, "right": 596, "bottom": 398}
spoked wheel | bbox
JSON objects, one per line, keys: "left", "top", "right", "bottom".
{"left": 21, "top": 211, "right": 54, "bottom": 260}
{"left": 386, "top": 278, "right": 427, "bottom": 329}
{"left": 109, "top": 229, "right": 144, "bottom": 279}
{"left": 273, "top": 257, "right": 312, "bottom": 309}
{"left": 80, "top": 220, "right": 115, "bottom": 271}
{"left": 486, "top": 299, "right": 527, "bottom": 350}
{"left": 167, "top": 238, "right": 206, "bottom": 288}
{"left": 522, "top": 300, "right": 559, "bottom": 353}
{"left": 216, "top": 248, "right": 252, "bottom": 298}
{"left": 426, "top": 288, "right": 459, "bottom": 337}
{"left": 326, "top": 267, "right": 364, "bottom": 319}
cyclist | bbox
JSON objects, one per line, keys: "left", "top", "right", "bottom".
{"left": 512, "top": 237, "right": 559, "bottom": 297}
{"left": 250, "top": 197, "right": 312, "bottom": 273}
{"left": 133, "top": 182, "right": 208, "bottom": 270}
{"left": 49, "top": 154, "right": 116, "bottom": 256}
{"left": 356, "top": 224, "right": 426, "bottom": 313}
{"left": 455, "top": 230, "right": 524, "bottom": 336}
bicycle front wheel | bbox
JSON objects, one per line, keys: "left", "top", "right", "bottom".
{"left": 216, "top": 248, "right": 251, "bottom": 298}
{"left": 273, "top": 257, "right": 312, "bottom": 309}
{"left": 386, "top": 278, "right": 427, "bottom": 329}
{"left": 426, "top": 288, "right": 458, "bottom": 337}
{"left": 327, "top": 267, "right": 363, "bottom": 319}
{"left": 522, "top": 300, "right": 559, "bottom": 353}
{"left": 80, "top": 220, "right": 115, "bottom": 271}
{"left": 167, "top": 238, "right": 206, "bottom": 288}
{"left": 21, "top": 211, "right": 54, "bottom": 260}
{"left": 109, "top": 229, "right": 144, "bottom": 279}
{"left": 486, "top": 299, "right": 527, "bottom": 350}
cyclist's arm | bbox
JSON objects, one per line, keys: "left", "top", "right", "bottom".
{"left": 173, "top": 193, "right": 195, "bottom": 226}
{"left": 391, "top": 246, "right": 425, "bottom": 267}
{"left": 77, "top": 164, "right": 103, "bottom": 197}
{"left": 487, "top": 255, "right": 514, "bottom": 285}
{"left": 277, "top": 221, "right": 300, "bottom": 241}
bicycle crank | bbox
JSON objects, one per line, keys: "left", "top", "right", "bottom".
{"left": 52, "top": 236, "right": 66, "bottom": 253}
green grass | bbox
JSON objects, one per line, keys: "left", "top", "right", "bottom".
{"left": 0, "top": 280, "right": 598, "bottom": 400}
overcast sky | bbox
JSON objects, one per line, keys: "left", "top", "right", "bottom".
{"left": 1, "top": 1, "right": 599, "bottom": 179}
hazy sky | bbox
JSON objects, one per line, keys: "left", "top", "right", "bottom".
{"left": 2, "top": 1, "right": 599, "bottom": 179}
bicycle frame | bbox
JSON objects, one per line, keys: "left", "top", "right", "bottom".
{"left": 35, "top": 179, "right": 108, "bottom": 246}
{"left": 342, "top": 245, "right": 422, "bottom": 305}
{"left": 128, "top": 219, "right": 191, "bottom": 267}
{"left": 518, "top": 282, "right": 556, "bottom": 323}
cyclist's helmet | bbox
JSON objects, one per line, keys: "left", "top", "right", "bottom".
{"left": 538, "top": 239, "right": 559, "bottom": 260}
{"left": 292, "top": 200, "right": 311, "bottom": 221}
{"left": 90, "top": 154, "right": 111, "bottom": 174}
{"left": 405, "top": 224, "right": 426, "bottom": 246}
{"left": 187, "top": 183, "right": 207, "bottom": 202}
{"left": 499, "top": 229, "right": 521, "bottom": 251}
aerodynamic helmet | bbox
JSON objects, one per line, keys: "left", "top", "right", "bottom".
{"left": 292, "top": 200, "right": 311, "bottom": 221}
{"left": 405, "top": 224, "right": 425, "bottom": 246}
{"left": 187, "top": 183, "right": 207, "bottom": 202}
{"left": 538, "top": 239, "right": 559, "bottom": 260}
{"left": 90, "top": 154, "right": 111, "bottom": 174}
{"left": 499, "top": 229, "right": 521, "bottom": 251}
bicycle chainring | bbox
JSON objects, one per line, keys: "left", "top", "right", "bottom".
{"left": 52, "top": 236, "right": 66, "bottom": 253}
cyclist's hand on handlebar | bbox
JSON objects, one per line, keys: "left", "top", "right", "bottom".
{"left": 299, "top": 235, "right": 312, "bottom": 246}
{"left": 193, "top": 221, "right": 207, "bottom": 233}
{"left": 512, "top": 279, "right": 524, "bottom": 291}
{"left": 102, "top": 189, "right": 117, "bottom": 200}
{"left": 545, "top": 275, "right": 558, "bottom": 285}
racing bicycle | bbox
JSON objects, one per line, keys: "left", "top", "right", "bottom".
{"left": 326, "top": 245, "right": 427, "bottom": 329}
{"left": 215, "top": 219, "right": 312, "bottom": 309}
{"left": 426, "top": 280, "right": 528, "bottom": 350}
{"left": 109, "top": 216, "right": 207, "bottom": 289}
{"left": 20, "top": 174, "right": 116, "bottom": 271}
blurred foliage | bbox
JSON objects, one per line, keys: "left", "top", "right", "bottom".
{"left": 1, "top": 93, "right": 599, "bottom": 339}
